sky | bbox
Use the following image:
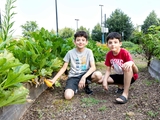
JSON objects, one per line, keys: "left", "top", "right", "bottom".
{"left": 0, "top": 0, "right": 160, "bottom": 36}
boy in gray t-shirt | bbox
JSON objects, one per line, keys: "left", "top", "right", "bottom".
{"left": 49, "top": 31, "right": 102, "bottom": 100}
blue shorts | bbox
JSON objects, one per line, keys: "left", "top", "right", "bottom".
{"left": 65, "top": 73, "right": 93, "bottom": 93}
{"left": 110, "top": 74, "right": 135, "bottom": 84}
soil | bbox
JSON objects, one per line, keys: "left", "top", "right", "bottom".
{"left": 20, "top": 55, "right": 160, "bottom": 120}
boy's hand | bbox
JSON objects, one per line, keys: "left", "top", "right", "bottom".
{"left": 48, "top": 79, "right": 55, "bottom": 85}
{"left": 78, "top": 77, "right": 86, "bottom": 89}
{"left": 122, "top": 61, "right": 133, "bottom": 71}
{"left": 44, "top": 79, "right": 54, "bottom": 88}
{"left": 102, "top": 79, "right": 108, "bottom": 91}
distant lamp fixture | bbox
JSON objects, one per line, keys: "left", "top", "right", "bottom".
{"left": 75, "top": 19, "right": 79, "bottom": 31}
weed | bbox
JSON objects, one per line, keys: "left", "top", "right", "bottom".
{"left": 146, "top": 110, "right": 158, "bottom": 118}
{"left": 125, "top": 117, "right": 130, "bottom": 120}
{"left": 81, "top": 97, "right": 106, "bottom": 107}
{"left": 37, "top": 109, "right": 43, "bottom": 119}
{"left": 98, "top": 106, "right": 108, "bottom": 111}
{"left": 143, "top": 79, "right": 152, "bottom": 86}
{"left": 52, "top": 99, "right": 71, "bottom": 111}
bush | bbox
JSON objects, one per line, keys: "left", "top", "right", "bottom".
{"left": 122, "top": 41, "right": 139, "bottom": 54}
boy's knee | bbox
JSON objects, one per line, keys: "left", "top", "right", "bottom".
{"left": 123, "top": 67, "right": 133, "bottom": 73}
{"left": 94, "top": 71, "right": 102, "bottom": 79}
{"left": 64, "top": 89, "right": 74, "bottom": 100}
{"left": 64, "top": 95, "right": 73, "bottom": 100}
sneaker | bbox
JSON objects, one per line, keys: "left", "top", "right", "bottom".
{"left": 115, "top": 88, "right": 124, "bottom": 94}
{"left": 84, "top": 85, "right": 93, "bottom": 94}
{"left": 86, "top": 79, "right": 92, "bottom": 84}
{"left": 75, "top": 89, "right": 78, "bottom": 94}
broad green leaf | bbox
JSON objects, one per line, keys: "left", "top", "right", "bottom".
{"left": 0, "top": 86, "right": 29, "bottom": 107}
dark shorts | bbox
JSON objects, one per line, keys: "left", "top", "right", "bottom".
{"left": 110, "top": 74, "right": 135, "bottom": 85}
{"left": 65, "top": 73, "right": 93, "bottom": 93}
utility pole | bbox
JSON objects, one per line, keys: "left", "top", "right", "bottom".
{"left": 55, "top": 0, "right": 58, "bottom": 36}
{"left": 0, "top": 9, "right": 1, "bottom": 29}
{"left": 75, "top": 19, "right": 79, "bottom": 31}
{"left": 99, "top": 5, "right": 104, "bottom": 44}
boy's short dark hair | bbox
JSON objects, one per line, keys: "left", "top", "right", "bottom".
{"left": 106, "top": 32, "right": 122, "bottom": 42}
{"left": 74, "top": 31, "right": 88, "bottom": 40}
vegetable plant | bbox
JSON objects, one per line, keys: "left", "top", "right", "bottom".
{"left": 0, "top": 50, "right": 35, "bottom": 107}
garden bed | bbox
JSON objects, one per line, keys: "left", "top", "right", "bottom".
{"left": 0, "top": 83, "right": 47, "bottom": 120}
{"left": 20, "top": 55, "right": 160, "bottom": 120}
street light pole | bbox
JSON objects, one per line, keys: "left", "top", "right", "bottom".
{"left": 55, "top": 0, "right": 58, "bottom": 36}
{"left": 99, "top": 5, "right": 103, "bottom": 27}
{"left": 0, "top": 9, "right": 1, "bottom": 29}
{"left": 99, "top": 5, "right": 104, "bottom": 44}
{"left": 75, "top": 19, "right": 79, "bottom": 31}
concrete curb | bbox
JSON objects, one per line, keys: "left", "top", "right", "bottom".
{"left": 0, "top": 83, "right": 47, "bottom": 120}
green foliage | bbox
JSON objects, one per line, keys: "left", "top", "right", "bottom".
{"left": 81, "top": 97, "right": 100, "bottom": 107}
{"left": 87, "top": 40, "right": 108, "bottom": 62}
{"left": 146, "top": 110, "right": 158, "bottom": 118}
{"left": 0, "top": 0, "right": 36, "bottom": 108}
{"left": 141, "top": 10, "right": 160, "bottom": 33}
{"left": 21, "top": 21, "right": 39, "bottom": 38}
{"left": 0, "top": 0, "right": 16, "bottom": 48}
{"left": 59, "top": 27, "right": 75, "bottom": 39}
{"left": 7, "top": 28, "right": 64, "bottom": 77}
{"left": 81, "top": 97, "right": 106, "bottom": 107}
{"left": 0, "top": 50, "right": 35, "bottom": 107}
{"left": 98, "top": 106, "right": 108, "bottom": 111}
{"left": 91, "top": 23, "right": 102, "bottom": 42}
{"left": 106, "top": 9, "right": 134, "bottom": 40}
{"left": 122, "top": 41, "right": 135, "bottom": 48}
{"left": 0, "top": 86, "right": 29, "bottom": 107}
{"left": 134, "top": 26, "right": 160, "bottom": 66}
{"left": 122, "top": 41, "right": 139, "bottom": 54}
{"left": 130, "top": 29, "right": 141, "bottom": 44}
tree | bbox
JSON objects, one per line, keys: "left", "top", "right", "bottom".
{"left": 59, "top": 27, "right": 74, "bottom": 39}
{"left": 136, "top": 26, "right": 160, "bottom": 66}
{"left": 105, "top": 9, "right": 134, "bottom": 40}
{"left": 78, "top": 26, "right": 91, "bottom": 39}
{"left": 141, "top": 10, "right": 160, "bottom": 33}
{"left": 21, "top": 21, "right": 39, "bottom": 38}
{"left": 91, "top": 23, "right": 101, "bottom": 42}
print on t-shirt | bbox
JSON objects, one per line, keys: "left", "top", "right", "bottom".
{"left": 110, "top": 59, "right": 123, "bottom": 74}
{"left": 75, "top": 56, "right": 87, "bottom": 73}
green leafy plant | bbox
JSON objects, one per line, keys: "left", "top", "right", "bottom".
{"left": 0, "top": 50, "right": 35, "bottom": 107}
{"left": 146, "top": 110, "right": 158, "bottom": 118}
{"left": 7, "top": 28, "right": 64, "bottom": 78}
{"left": 135, "top": 26, "right": 160, "bottom": 66}
{"left": 0, "top": 0, "right": 16, "bottom": 49}
{"left": 87, "top": 40, "right": 108, "bottom": 62}
{"left": 0, "top": 0, "right": 36, "bottom": 108}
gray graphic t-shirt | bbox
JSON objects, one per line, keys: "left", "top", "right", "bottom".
{"left": 63, "top": 48, "right": 95, "bottom": 77}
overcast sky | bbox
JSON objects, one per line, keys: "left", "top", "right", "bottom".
{"left": 0, "top": 0, "right": 160, "bottom": 36}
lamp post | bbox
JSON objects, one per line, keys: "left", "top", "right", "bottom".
{"left": 75, "top": 19, "right": 79, "bottom": 31}
{"left": 99, "top": 5, "right": 104, "bottom": 44}
{"left": 0, "top": 9, "right": 1, "bottom": 29}
{"left": 55, "top": 0, "right": 58, "bottom": 36}
{"left": 99, "top": 5, "right": 103, "bottom": 27}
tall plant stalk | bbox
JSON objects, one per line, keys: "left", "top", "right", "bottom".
{"left": 0, "top": 0, "right": 16, "bottom": 49}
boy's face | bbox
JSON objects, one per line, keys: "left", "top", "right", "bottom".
{"left": 74, "top": 36, "right": 88, "bottom": 49}
{"left": 107, "top": 38, "right": 122, "bottom": 54}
